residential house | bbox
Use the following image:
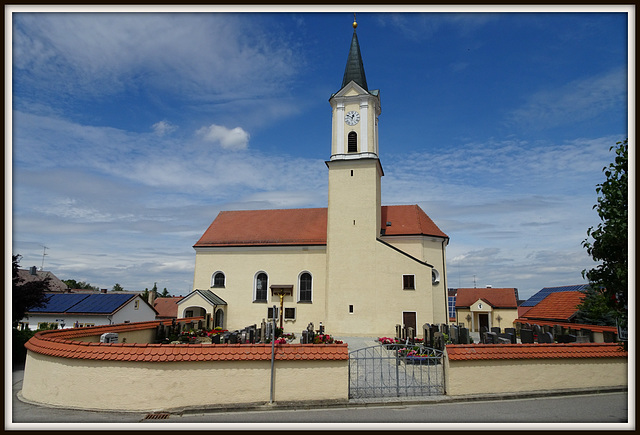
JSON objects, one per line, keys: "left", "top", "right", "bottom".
{"left": 20, "top": 293, "right": 157, "bottom": 330}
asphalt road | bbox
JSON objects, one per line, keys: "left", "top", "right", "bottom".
{"left": 9, "top": 365, "right": 630, "bottom": 428}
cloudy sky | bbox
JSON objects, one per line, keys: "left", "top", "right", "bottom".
{"left": 8, "top": 7, "right": 630, "bottom": 300}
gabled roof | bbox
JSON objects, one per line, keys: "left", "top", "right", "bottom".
{"left": 179, "top": 289, "right": 227, "bottom": 306}
{"left": 17, "top": 268, "right": 69, "bottom": 292}
{"left": 153, "top": 296, "right": 184, "bottom": 318}
{"left": 520, "top": 291, "right": 584, "bottom": 322}
{"left": 455, "top": 288, "right": 518, "bottom": 309}
{"left": 28, "top": 293, "right": 142, "bottom": 315}
{"left": 520, "top": 284, "right": 589, "bottom": 307}
{"left": 194, "top": 205, "right": 447, "bottom": 248}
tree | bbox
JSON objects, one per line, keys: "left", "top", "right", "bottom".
{"left": 12, "top": 254, "right": 52, "bottom": 327}
{"left": 582, "top": 138, "right": 628, "bottom": 321}
{"left": 574, "top": 285, "right": 617, "bottom": 326}
{"left": 161, "top": 287, "right": 171, "bottom": 297}
{"left": 112, "top": 283, "right": 124, "bottom": 292}
{"left": 62, "top": 279, "right": 99, "bottom": 291}
{"left": 141, "top": 288, "right": 150, "bottom": 303}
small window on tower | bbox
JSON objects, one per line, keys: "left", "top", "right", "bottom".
{"left": 403, "top": 275, "right": 415, "bottom": 290}
{"left": 348, "top": 131, "right": 357, "bottom": 153}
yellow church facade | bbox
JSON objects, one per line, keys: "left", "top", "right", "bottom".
{"left": 191, "top": 22, "right": 449, "bottom": 337}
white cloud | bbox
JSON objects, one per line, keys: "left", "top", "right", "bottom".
{"left": 506, "top": 68, "right": 627, "bottom": 130}
{"left": 197, "top": 124, "right": 250, "bottom": 150}
{"left": 152, "top": 120, "right": 177, "bottom": 136}
{"left": 12, "top": 13, "right": 300, "bottom": 101}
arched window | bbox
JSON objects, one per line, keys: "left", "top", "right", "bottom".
{"left": 348, "top": 131, "right": 357, "bottom": 153}
{"left": 254, "top": 272, "right": 268, "bottom": 302}
{"left": 299, "top": 272, "right": 312, "bottom": 302}
{"left": 212, "top": 271, "right": 225, "bottom": 288}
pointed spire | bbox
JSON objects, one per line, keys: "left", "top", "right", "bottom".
{"left": 341, "top": 16, "right": 368, "bottom": 91}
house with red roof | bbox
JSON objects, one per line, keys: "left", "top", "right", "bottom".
{"left": 454, "top": 287, "right": 518, "bottom": 332}
{"left": 190, "top": 24, "right": 450, "bottom": 336}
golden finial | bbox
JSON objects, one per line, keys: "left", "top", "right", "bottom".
{"left": 353, "top": 13, "right": 357, "bottom": 29}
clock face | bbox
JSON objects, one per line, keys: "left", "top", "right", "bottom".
{"left": 345, "top": 111, "right": 360, "bottom": 126}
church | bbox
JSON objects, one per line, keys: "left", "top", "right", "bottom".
{"left": 188, "top": 20, "right": 450, "bottom": 337}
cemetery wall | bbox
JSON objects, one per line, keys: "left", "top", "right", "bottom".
{"left": 21, "top": 321, "right": 349, "bottom": 411}
{"left": 444, "top": 344, "right": 628, "bottom": 396}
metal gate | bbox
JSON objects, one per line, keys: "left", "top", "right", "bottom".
{"left": 349, "top": 344, "right": 445, "bottom": 399}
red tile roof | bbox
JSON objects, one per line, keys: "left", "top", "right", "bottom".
{"left": 455, "top": 288, "right": 518, "bottom": 308}
{"left": 24, "top": 320, "right": 348, "bottom": 362}
{"left": 153, "top": 297, "right": 184, "bottom": 319}
{"left": 446, "top": 343, "right": 627, "bottom": 361}
{"left": 520, "top": 291, "right": 584, "bottom": 321}
{"left": 194, "top": 205, "right": 447, "bottom": 247}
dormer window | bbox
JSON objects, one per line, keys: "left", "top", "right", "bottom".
{"left": 348, "top": 131, "right": 357, "bottom": 153}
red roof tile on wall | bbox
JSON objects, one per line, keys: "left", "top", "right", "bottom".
{"left": 194, "top": 205, "right": 447, "bottom": 247}
{"left": 513, "top": 318, "right": 617, "bottom": 334}
{"left": 24, "top": 320, "right": 349, "bottom": 362}
{"left": 520, "top": 291, "right": 584, "bottom": 321}
{"left": 446, "top": 343, "right": 627, "bottom": 361}
{"left": 455, "top": 288, "right": 518, "bottom": 308}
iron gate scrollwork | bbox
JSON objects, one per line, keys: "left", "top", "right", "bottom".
{"left": 348, "top": 343, "right": 445, "bottom": 399}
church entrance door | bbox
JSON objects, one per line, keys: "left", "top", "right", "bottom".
{"left": 478, "top": 313, "right": 489, "bottom": 332}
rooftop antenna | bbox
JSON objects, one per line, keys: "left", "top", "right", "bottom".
{"left": 473, "top": 274, "right": 477, "bottom": 288}
{"left": 40, "top": 245, "right": 48, "bottom": 271}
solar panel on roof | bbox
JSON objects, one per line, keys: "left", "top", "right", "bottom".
{"left": 29, "top": 294, "right": 90, "bottom": 313}
{"left": 521, "top": 284, "right": 590, "bottom": 307}
{"left": 66, "top": 293, "right": 134, "bottom": 313}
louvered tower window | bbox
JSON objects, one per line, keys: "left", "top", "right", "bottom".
{"left": 348, "top": 131, "right": 357, "bottom": 153}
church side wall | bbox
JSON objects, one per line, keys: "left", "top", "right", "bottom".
{"left": 193, "top": 246, "right": 327, "bottom": 334}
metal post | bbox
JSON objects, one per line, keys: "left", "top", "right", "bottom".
{"left": 270, "top": 305, "right": 276, "bottom": 404}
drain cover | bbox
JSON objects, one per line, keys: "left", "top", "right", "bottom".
{"left": 144, "top": 413, "right": 170, "bottom": 420}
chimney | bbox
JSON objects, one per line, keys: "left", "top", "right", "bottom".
{"left": 149, "top": 289, "right": 156, "bottom": 306}
{"left": 30, "top": 266, "right": 37, "bottom": 276}
{"left": 101, "top": 288, "right": 108, "bottom": 293}
{"left": 486, "top": 285, "right": 492, "bottom": 288}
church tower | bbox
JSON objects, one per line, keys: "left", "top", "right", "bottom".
{"left": 325, "top": 18, "right": 384, "bottom": 334}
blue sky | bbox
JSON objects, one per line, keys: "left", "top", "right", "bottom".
{"left": 8, "top": 7, "right": 631, "bottom": 300}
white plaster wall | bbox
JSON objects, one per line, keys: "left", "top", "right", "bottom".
{"left": 192, "top": 246, "right": 327, "bottom": 333}
{"left": 21, "top": 351, "right": 348, "bottom": 411}
{"left": 444, "top": 356, "right": 628, "bottom": 396}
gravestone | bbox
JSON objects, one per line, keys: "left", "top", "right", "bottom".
{"left": 249, "top": 328, "right": 256, "bottom": 344}
{"left": 499, "top": 332, "right": 515, "bottom": 344}
{"left": 211, "top": 334, "right": 221, "bottom": 344}
{"left": 504, "top": 327, "right": 516, "bottom": 338}
{"left": 520, "top": 329, "right": 534, "bottom": 344}
{"left": 459, "top": 327, "right": 469, "bottom": 344}
{"left": 542, "top": 325, "right": 551, "bottom": 334}
{"left": 480, "top": 326, "right": 489, "bottom": 343}
{"left": 407, "top": 327, "right": 415, "bottom": 341}
{"left": 491, "top": 327, "right": 501, "bottom": 335}
{"left": 441, "top": 324, "right": 449, "bottom": 336}
{"left": 241, "top": 330, "right": 247, "bottom": 344}
{"left": 538, "top": 332, "right": 554, "bottom": 343}
{"left": 229, "top": 332, "right": 238, "bottom": 344}
{"left": 497, "top": 337, "right": 511, "bottom": 344}
{"left": 301, "top": 330, "right": 308, "bottom": 344}
{"left": 260, "top": 319, "right": 267, "bottom": 342}
{"left": 553, "top": 324, "right": 563, "bottom": 338}
{"left": 450, "top": 325, "right": 459, "bottom": 344}
{"left": 319, "top": 322, "right": 324, "bottom": 334}
{"left": 532, "top": 324, "right": 541, "bottom": 336}
{"left": 423, "top": 323, "right": 431, "bottom": 346}
{"left": 575, "top": 335, "right": 590, "bottom": 343}
{"left": 433, "top": 332, "right": 445, "bottom": 350}
{"left": 558, "top": 334, "right": 576, "bottom": 343}
{"left": 396, "top": 324, "right": 403, "bottom": 341}
{"left": 485, "top": 331, "right": 498, "bottom": 344}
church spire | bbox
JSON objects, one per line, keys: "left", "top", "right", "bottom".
{"left": 341, "top": 15, "right": 368, "bottom": 91}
